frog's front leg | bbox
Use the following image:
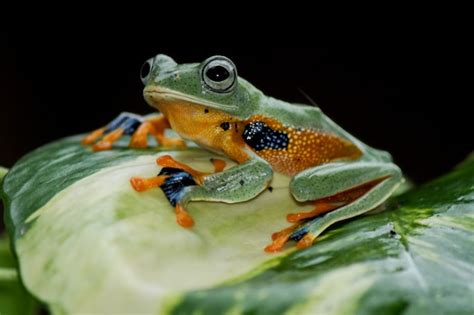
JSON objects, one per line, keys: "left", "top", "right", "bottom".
{"left": 129, "top": 115, "right": 186, "bottom": 149}
{"left": 182, "top": 157, "right": 273, "bottom": 204}
{"left": 132, "top": 156, "right": 273, "bottom": 228}
{"left": 82, "top": 112, "right": 185, "bottom": 151}
{"left": 266, "top": 162, "right": 402, "bottom": 252}
{"left": 178, "top": 158, "right": 273, "bottom": 227}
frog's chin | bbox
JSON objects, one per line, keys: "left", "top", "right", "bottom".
{"left": 143, "top": 86, "right": 238, "bottom": 112}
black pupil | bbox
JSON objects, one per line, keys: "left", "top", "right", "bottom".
{"left": 206, "top": 65, "right": 230, "bottom": 82}
{"left": 141, "top": 62, "right": 151, "bottom": 79}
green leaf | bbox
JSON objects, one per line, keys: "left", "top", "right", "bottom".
{"left": 1, "top": 136, "right": 473, "bottom": 314}
{"left": 0, "top": 167, "right": 7, "bottom": 181}
{"left": 0, "top": 234, "right": 38, "bottom": 315}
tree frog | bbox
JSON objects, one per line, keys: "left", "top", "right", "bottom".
{"left": 83, "top": 54, "right": 403, "bottom": 252}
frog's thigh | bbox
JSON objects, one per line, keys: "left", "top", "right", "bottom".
{"left": 293, "top": 171, "right": 402, "bottom": 243}
{"left": 290, "top": 161, "right": 402, "bottom": 202}
{"left": 182, "top": 158, "right": 273, "bottom": 204}
{"left": 289, "top": 162, "right": 402, "bottom": 243}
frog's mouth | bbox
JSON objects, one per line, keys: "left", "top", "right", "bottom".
{"left": 143, "top": 86, "right": 238, "bottom": 112}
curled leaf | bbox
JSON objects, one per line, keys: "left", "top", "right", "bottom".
{"left": 1, "top": 136, "right": 473, "bottom": 314}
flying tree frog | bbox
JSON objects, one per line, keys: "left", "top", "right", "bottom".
{"left": 83, "top": 54, "right": 403, "bottom": 252}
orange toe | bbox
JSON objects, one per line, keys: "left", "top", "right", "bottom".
{"left": 82, "top": 127, "right": 105, "bottom": 145}
{"left": 296, "top": 233, "right": 315, "bottom": 249}
{"left": 130, "top": 177, "right": 146, "bottom": 191}
{"left": 130, "top": 176, "right": 167, "bottom": 192}
{"left": 175, "top": 204, "right": 194, "bottom": 228}
{"left": 271, "top": 224, "right": 298, "bottom": 240}
{"left": 265, "top": 225, "right": 297, "bottom": 253}
{"left": 93, "top": 141, "right": 112, "bottom": 151}
{"left": 264, "top": 236, "right": 289, "bottom": 253}
{"left": 129, "top": 137, "right": 148, "bottom": 149}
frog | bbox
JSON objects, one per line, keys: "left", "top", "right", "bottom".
{"left": 83, "top": 54, "right": 403, "bottom": 252}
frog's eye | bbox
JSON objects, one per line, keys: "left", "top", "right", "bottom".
{"left": 201, "top": 56, "right": 237, "bottom": 93}
{"left": 140, "top": 59, "right": 153, "bottom": 84}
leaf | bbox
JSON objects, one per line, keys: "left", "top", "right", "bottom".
{"left": 0, "top": 167, "right": 7, "bottom": 180}
{"left": 1, "top": 136, "right": 473, "bottom": 315}
{"left": 0, "top": 234, "right": 38, "bottom": 315}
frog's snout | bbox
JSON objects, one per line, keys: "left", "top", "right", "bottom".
{"left": 378, "top": 150, "right": 393, "bottom": 162}
{"left": 150, "top": 54, "right": 178, "bottom": 79}
{"left": 140, "top": 54, "right": 177, "bottom": 85}
{"left": 153, "top": 54, "right": 177, "bottom": 72}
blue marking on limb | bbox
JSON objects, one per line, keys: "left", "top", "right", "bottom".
{"left": 104, "top": 115, "right": 128, "bottom": 134}
{"left": 158, "top": 167, "right": 197, "bottom": 206}
{"left": 104, "top": 112, "right": 144, "bottom": 135}
{"left": 289, "top": 226, "right": 309, "bottom": 241}
{"left": 122, "top": 118, "right": 142, "bottom": 135}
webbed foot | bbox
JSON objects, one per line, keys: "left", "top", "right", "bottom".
{"left": 130, "top": 157, "right": 227, "bottom": 229}
{"left": 82, "top": 113, "right": 186, "bottom": 151}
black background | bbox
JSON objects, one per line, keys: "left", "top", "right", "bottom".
{"left": 0, "top": 30, "right": 471, "bottom": 185}
{"left": 0, "top": 18, "right": 471, "bottom": 315}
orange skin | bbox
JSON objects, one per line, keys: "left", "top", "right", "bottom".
{"left": 153, "top": 98, "right": 362, "bottom": 177}
{"left": 155, "top": 98, "right": 251, "bottom": 165}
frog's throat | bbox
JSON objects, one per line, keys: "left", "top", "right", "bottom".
{"left": 143, "top": 86, "right": 238, "bottom": 112}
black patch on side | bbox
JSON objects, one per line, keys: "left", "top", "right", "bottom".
{"left": 204, "top": 109, "right": 209, "bottom": 113}
{"left": 158, "top": 167, "right": 197, "bottom": 206}
{"left": 242, "top": 121, "right": 289, "bottom": 151}
{"left": 268, "top": 186, "right": 273, "bottom": 192}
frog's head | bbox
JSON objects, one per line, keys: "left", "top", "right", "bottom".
{"left": 141, "top": 54, "right": 261, "bottom": 119}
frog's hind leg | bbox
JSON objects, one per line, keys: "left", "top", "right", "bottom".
{"left": 286, "top": 177, "right": 387, "bottom": 223}
{"left": 292, "top": 174, "right": 401, "bottom": 250}
{"left": 266, "top": 162, "right": 402, "bottom": 252}
{"left": 264, "top": 200, "right": 343, "bottom": 253}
